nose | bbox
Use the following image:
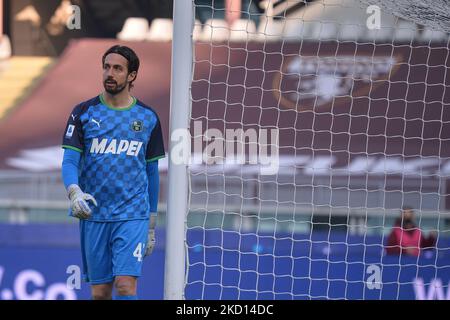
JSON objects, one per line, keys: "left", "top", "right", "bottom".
{"left": 105, "top": 67, "right": 114, "bottom": 78}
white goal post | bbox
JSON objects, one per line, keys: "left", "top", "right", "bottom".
{"left": 164, "top": 0, "right": 192, "bottom": 300}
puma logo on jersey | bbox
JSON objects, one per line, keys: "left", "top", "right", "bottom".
{"left": 91, "top": 118, "right": 101, "bottom": 127}
{"left": 90, "top": 138, "right": 143, "bottom": 156}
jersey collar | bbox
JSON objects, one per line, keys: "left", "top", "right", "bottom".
{"left": 99, "top": 93, "right": 136, "bottom": 111}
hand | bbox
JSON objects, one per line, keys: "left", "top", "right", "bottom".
{"left": 404, "top": 248, "right": 417, "bottom": 256}
{"left": 145, "top": 228, "right": 155, "bottom": 257}
{"left": 67, "top": 184, "right": 97, "bottom": 219}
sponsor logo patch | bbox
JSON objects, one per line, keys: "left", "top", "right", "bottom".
{"left": 65, "top": 125, "right": 75, "bottom": 138}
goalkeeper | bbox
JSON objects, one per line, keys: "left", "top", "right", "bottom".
{"left": 61, "top": 45, "right": 165, "bottom": 300}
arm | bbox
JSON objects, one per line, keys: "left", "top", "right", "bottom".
{"left": 144, "top": 114, "right": 165, "bottom": 256}
{"left": 145, "top": 160, "right": 160, "bottom": 256}
{"left": 385, "top": 229, "right": 401, "bottom": 255}
{"left": 62, "top": 106, "right": 96, "bottom": 219}
{"left": 421, "top": 231, "right": 437, "bottom": 249}
{"left": 147, "top": 160, "right": 159, "bottom": 214}
{"left": 62, "top": 148, "right": 81, "bottom": 188}
{"left": 61, "top": 148, "right": 97, "bottom": 219}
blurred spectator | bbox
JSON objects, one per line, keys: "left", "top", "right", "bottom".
{"left": 385, "top": 206, "right": 437, "bottom": 257}
{"left": 195, "top": 0, "right": 262, "bottom": 27}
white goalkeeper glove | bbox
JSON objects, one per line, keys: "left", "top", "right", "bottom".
{"left": 145, "top": 215, "right": 157, "bottom": 257}
{"left": 67, "top": 184, "right": 97, "bottom": 219}
{"left": 145, "top": 228, "right": 155, "bottom": 257}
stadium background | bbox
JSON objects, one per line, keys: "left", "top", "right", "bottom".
{"left": 0, "top": 0, "right": 449, "bottom": 299}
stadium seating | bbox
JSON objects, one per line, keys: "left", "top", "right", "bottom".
{"left": 117, "top": 17, "right": 149, "bottom": 41}
{"left": 301, "top": 21, "right": 322, "bottom": 40}
{"left": 0, "top": 35, "right": 12, "bottom": 61}
{"left": 283, "top": 20, "right": 338, "bottom": 41}
{"left": 201, "top": 19, "right": 230, "bottom": 42}
{"left": 0, "top": 57, "right": 53, "bottom": 119}
{"left": 146, "top": 18, "right": 173, "bottom": 42}
{"left": 420, "top": 27, "right": 449, "bottom": 43}
{"left": 192, "top": 20, "right": 203, "bottom": 41}
{"left": 317, "top": 22, "right": 338, "bottom": 41}
{"left": 337, "top": 23, "right": 366, "bottom": 42}
{"left": 256, "top": 19, "right": 284, "bottom": 41}
{"left": 229, "top": 19, "right": 257, "bottom": 42}
{"left": 365, "top": 26, "right": 395, "bottom": 43}
{"left": 114, "top": 15, "right": 450, "bottom": 45}
{"left": 393, "top": 20, "right": 418, "bottom": 42}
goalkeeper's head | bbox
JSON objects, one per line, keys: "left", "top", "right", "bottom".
{"left": 102, "top": 45, "right": 140, "bottom": 94}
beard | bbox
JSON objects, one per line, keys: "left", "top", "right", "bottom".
{"left": 402, "top": 218, "right": 416, "bottom": 230}
{"left": 103, "top": 79, "right": 127, "bottom": 95}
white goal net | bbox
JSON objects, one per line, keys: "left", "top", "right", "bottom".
{"left": 174, "top": 0, "right": 450, "bottom": 300}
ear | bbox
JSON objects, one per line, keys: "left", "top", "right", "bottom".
{"left": 128, "top": 71, "right": 137, "bottom": 83}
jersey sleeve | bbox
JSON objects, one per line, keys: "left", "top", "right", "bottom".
{"left": 146, "top": 115, "right": 165, "bottom": 162}
{"left": 62, "top": 105, "right": 84, "bottom": 153}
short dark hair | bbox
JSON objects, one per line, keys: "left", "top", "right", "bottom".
{"left": 402, "top": 205, "right": 414, "bottom": 211}
{"left": 102, "top": 45, "right": 140, "bottom": 89}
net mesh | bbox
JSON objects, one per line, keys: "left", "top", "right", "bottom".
{"left": 184, "top": 0, "right": 450, "bottom": 299}
{"left": 360, "top": 0, "right": 450, "bottom": 33}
